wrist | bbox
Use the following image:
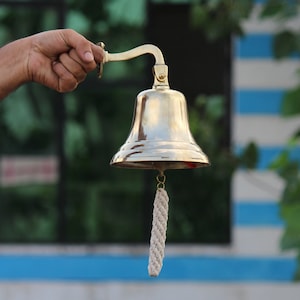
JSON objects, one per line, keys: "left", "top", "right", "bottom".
{"left": 0, "top": 37, "right": 31, "bottom": 99}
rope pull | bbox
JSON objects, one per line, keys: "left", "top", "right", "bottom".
{"left": 148, "top": 171, "right": 169, "bottom": 277}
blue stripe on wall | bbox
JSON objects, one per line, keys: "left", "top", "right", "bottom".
{"left": 236, "top": 34, "right": 273, "bottom": 58}
{"left": 235, "top": 34, "right": 299, "bottom": 59}
{"left": 0, "top": 255, "right": 295, "bottom": 282}
{"left": 234, "top": 202, "right": 283, "bottom": 226}
{"left": 235, "top": 89, "right": 284, "bottom": 115}
{"left": 235, "top": 146, "right": 300, "bottom": 170}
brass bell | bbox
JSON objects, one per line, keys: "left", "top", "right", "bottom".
{"left": 103, "top": 48, "right": 210, "bottom": 172}
{"left": 110, "top": 84, "right": 209, "bottom": 171}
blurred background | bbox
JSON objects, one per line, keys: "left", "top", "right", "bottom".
{"left": 0, "top": 0, "right": 300, "bottom": 299}
{"left": 0, "top": 0, "right": 234, "bottom": 245}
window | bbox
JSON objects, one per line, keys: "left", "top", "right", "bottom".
{"left": 0, "top": 0, "right": 231, "bottom": 244}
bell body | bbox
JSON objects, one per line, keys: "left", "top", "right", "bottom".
{"left": 110, "top": 87, "right": 209, "bottom": 171}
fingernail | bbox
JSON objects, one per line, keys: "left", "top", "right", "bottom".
{"left": 84, "top": 51, "right": 94, "bottom": 62}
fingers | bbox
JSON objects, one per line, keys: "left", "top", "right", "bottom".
{"left": 53, "top": 48, "right": 98, "bottom": 92}
{"left": 60, "top": 29, "right": 104, "bottom": 64}
{"left": 52, "top": 61, "right": 79, "bottom": 92}
{"left": 59, "top": 49, "right": 88, "bottom": 81}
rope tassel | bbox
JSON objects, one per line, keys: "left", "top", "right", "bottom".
{"left": 148, "top": 174, "right": 169, "bottom": 277}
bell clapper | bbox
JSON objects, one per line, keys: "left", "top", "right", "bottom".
{"left": 148, "top": 170, "right": 170, "bottom": 277}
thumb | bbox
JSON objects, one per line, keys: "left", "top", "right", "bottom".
{"left": 74, "top": 41, "right": 104, "bottom": 64}
{"left": 61, "top": 29, "right": 96, "bottom": 63}
{"left": 82, "top": 50, "right": 94, "bottom": 62}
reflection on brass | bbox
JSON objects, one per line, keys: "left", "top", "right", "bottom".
{"left": 110, "top": 87, "right": 210, "bottom": 171}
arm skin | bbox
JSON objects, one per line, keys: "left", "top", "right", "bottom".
{"left": 0, "top": 29, "right": 104, "bottom": 99}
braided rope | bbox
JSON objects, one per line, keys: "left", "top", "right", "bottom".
{"left": 148, "top": 187, "right": 169, "bottom": 277}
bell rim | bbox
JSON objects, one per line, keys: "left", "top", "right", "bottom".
{"left": 110, "top": 160, "right": 210, "bottom": 170}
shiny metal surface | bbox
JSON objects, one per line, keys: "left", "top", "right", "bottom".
{"left": 110, "top": 87, "right": 210, "bottom": 171}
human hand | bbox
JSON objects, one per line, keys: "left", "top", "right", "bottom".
{"left": 27, "top": 29, "right": 104, "bottom": 92}
{"left": 0, "top": 29, "right": 104, "bottom": 99}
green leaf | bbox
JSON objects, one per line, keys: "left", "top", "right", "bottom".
{"left": 40, "top": 10, "right": 57, "bottom": 30}
{"left": 64, "top": 121, "right": 87, "bottom": 160}
{"left": 287, "top": 134, "right": 300, "bottom": 147}
{"left": 280, "top": 161, "right": 299, "bottom": 181}
{"left": 269, "top": 150, "right": 289, "bottom": 169}
{"left": 239, "top": 142, "right": 258, "bottom": 169}
{"left": 260, "top": 0, "right": 286, "bottom": 18}
{"left": 85, "top": 105, "right": 103, "bottom": 144}
{"left": 205, "top": 95, "right": 224, "bottom": 120}
{"left": 281, "top": 87, "right": 300, "bottom": 116}
{"left": 294, "top": 266, "right": 300, "bottom": 281}
{"left": 269, "top": 145, "right": 300, "bottom": 181}
{"left": 273, "top": 30, "right": 298, "bottom": 59}
{"left": 207, "top": 0, "right": 223, "bottom": 9}
{"left": 232, "top": 0, "right": 254, "bottom": 19}
{"left": 66, "top": 10, "right": 91, "bottom": 33}
{"left": 281, "top": 201, "right": 300, "bottom": 229}
{"left": 281, "top": 179, "right": 300, "bottom": 204}
{"left": 84, "top": 185, "right": 100, "bottom": 241}
{"left": 105, "top": 0, "right": 146, "bottom": 26}
{"left": 65, "top": 94, "right": 79, "bottom": 117}
{"left": 280, "top": 227, "right": 300, "bottom": 250}
{"left": 190, "top": 4, "right": 208, "bottom": 28}
{"left": 195, "top": 94, "right": 208, "bottom": 110}
{"left": 2, "top": 87, "right": 38, "bottom": 142}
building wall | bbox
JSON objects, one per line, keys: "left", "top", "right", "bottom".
{"left": 1, "top": 3, "right": 300, "bottom": 299}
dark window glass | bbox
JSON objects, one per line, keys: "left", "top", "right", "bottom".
{"left": 0, "top": 1, "right": 231, "bottom": 244}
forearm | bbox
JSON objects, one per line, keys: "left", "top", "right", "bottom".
{"left": 0, "top": 38, "right": 30, "bottom": 99}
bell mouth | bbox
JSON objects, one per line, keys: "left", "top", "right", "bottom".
{"left": 110, "top": 160, "right": 210, "bottom": 171}
{"left": 110, "top": 140, "right": 210, "bottom": 171}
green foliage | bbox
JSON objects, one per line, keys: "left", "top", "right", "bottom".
{"left": 269, "top": 146, "right": 300, "bottom": 278}
{"left": 0, "top": 185, "right": 56, "bottom": 242}
{"left": 261, "top": 0, "right": 300, "bottom": 280}
{"left": 66, "top": 180, "right": 144, "bottom": 242}
{"left": 190, "top": 0, "right": 300, "bottom": 279}
{"left": 281, "top": 87, "right": 300, "bottom": 116}
{"left": 260, "top": 0, "right": 299, "bottom": 19}
{"left": 190, "top": 0, "right": 253, "bottom": 40}
{"left": 238, "top": 142, "right": 259, "bottom": 169}
{"left": 66, "top": 10, "right": 91, "bottom": 33}
{"left": 105, "top": 0, "right": 146, "bottom": 26}
{"left": 270, "top": 137, "right": 300, "bottom": 279}
{"left": 272, "top": 30, "right": 300, "bottom": 59}
{"left": 260, "top": 0, "right": 287, "bottom": 18}
{"left": 2, "top": 87, "right": 39, "bottom": 142}
{"left": 260, "top": 0, "right": 300, "bottom": 85}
